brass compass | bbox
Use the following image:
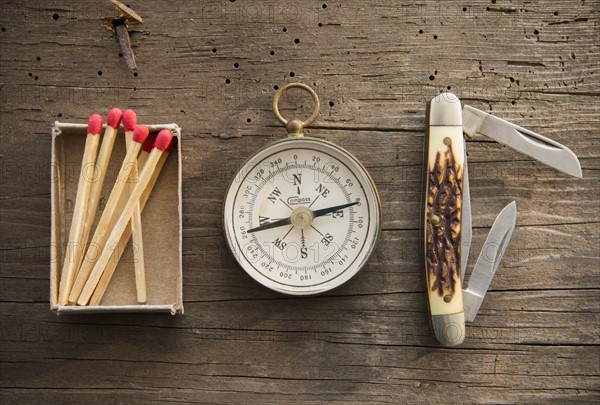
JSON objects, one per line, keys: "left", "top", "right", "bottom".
{"left": 223, "top": 83, "right": 381, "bottom": 295}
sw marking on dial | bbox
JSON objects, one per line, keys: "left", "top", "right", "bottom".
{"left": 224, "top": 138, "right": 380, "bottom": 295}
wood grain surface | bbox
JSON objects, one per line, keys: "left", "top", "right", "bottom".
{"left": 1, "top": 0, "right": 598, "bottom": 403}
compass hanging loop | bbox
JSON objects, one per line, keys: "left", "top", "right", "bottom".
{"left": 273, "top": 83, "right": 321, "bottom": 137}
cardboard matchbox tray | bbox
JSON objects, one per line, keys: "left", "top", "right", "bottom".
{"left": 50, "top": 122, "right": 183, "bottom": 314}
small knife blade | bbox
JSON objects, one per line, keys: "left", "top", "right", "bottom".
{"left": 463, "top": 201, "right": 517, "bottom": 322}
{"left": 462, "top": 106, "right": 582, "bottom": 179}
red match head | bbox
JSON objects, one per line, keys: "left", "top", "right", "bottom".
{"left": 154, "top": 129, "right": 173, "bottom": 151}
{"left": 107, "top": 108, "right": 123, "bottom": 129}
{"left": 123, "top": 109, "right": 137, "bottom": 132}
{"left": 142, "top": 133, "right": 157, "bottom": 153}
{"left": 87, "top": 114, "right": 103, "bottom": 135}
{"left": 132, "top": 125, "right": 149, "bottom": 144}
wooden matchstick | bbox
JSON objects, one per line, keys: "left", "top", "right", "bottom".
{"left": 58, "top": 114, "right": 103, "bottom": 305}
{"left": 90, "top": 135, "right": 179, "bottom": 306}
{"left": 71, "top": 108, "right": 123, "bottom": 281}
{"left": 77, "top": 129, "right": 173, "bottom": 306}
{"left": 68, "top": 125, "right": 149, "bottom": 303}
{"left": 123, "top": 110, "right": 147, "bottom": 303}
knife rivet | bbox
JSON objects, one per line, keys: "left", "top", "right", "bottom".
{"left": 443, "top": 137, "right": 452, "bottom": 145}
{"left": 431, "top": 214, "right": 440, "bottom": 225}
{"left": 443, "top": 295, "right": 452, "bottom": 303}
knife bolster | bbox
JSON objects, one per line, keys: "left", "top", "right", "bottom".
{"left": 431, "top": 313, "right": 465, "bottom": 346}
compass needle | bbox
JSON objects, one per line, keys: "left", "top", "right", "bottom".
{"left": 247, "top": 217, "right": 292, "bottom": 233}
{"left": 223, "top": 83, "right": 381, "bottom": 295}
{"left": 313, "top": 201, "right": 359, "bottom": 218}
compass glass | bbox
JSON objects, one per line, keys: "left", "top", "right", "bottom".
{"left": 224, "top": 137, "right": 380, "bottom": 295}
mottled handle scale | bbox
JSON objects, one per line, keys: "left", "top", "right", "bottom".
{"left": 424, "top": 93, "right": 465, "bottom": 346}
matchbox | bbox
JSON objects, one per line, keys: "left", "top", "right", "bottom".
{"left": 50, "top": 121, "right": 183, "bottom": 314}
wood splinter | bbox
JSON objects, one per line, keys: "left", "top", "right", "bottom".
{"left": 101, "top": 0, "right": 143, "bottom": 71}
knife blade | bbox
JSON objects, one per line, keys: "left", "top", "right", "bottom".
{"left": 424, "top": 93, "right": 466, "bottom": 346}
{"left": 462, "top": 105, "right": 582, "bottom": 178}
{"left": 463, "top": 201, "right": 517, "bottom": 322}
{"left": 422, "top": 98, "right": 577, "bottom": 346}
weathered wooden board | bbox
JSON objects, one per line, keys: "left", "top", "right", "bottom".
{"left": 1, "top": 0, "right": 598, "bottom": 403}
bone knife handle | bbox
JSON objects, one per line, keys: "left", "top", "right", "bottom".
{"left": 424, "top": 93, "right": 465, "bottom": 346}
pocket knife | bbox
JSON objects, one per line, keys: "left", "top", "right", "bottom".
{"left": 424, "top": 93, "right": 582, "bottom": 346}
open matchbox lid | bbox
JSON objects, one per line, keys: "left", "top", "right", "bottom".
{"left": 50, "top": 121, "right": 183, "bottom": 314}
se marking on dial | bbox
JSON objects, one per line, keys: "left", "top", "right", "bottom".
{"left": 224, "top": 138, "right": 380, "bottom": 295}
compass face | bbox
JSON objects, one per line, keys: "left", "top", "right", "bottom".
{"left": 224, "top": 137, "right": 381, "bottom": 295}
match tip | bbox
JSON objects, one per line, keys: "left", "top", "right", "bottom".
{"left": 154, "top": 129, "right": 173, "bottom": 151}
{"left": 123, "top": 109, "right": 137, "bottom": 132}
{"left": 142, "top": 132, "right": 157, "bottom": 153}
{"left": 87, "top": 114, "right": 103, "bottom": 135}
{"left": 107, "top": 108, "right": 123, "bottom": 129}
{"left": 132, "top": 125, "right": 149, "bottom": 143}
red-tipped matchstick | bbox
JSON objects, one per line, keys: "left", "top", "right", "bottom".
{"left": 89, "top": 133, "right": 173, "bottom": 305}
{"left": 71, "top": 108, "right": 123, "bottom": 282}
{"left": 69, "top": 125, "right": 149, "bottom": 303}
{"left": 123, "top": 110, "right": 147, "bottom": 303}
{"left": 58, "top": 114, "right": 103, "bottom": 305}
{"left": 78, "top": 129, "right": 174, "bottom": 305}
{"left": 123, "top": 109, "right": 137, "bottom": 136}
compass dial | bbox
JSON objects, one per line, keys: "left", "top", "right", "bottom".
{"left": 224, "top": 137, "right": 381, "bottom": 295}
